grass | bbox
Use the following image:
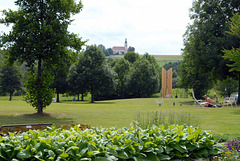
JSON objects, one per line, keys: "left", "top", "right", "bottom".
{"left": 107, "top": 54, "right": 183, "bottom": 67}
{"left": 151, "top": 55, "right": 183, "bottom": 67}
{"left": 0, "top": 94, "right": 240, "bottom": 137}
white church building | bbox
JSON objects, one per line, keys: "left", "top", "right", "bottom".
{"left": 112, "top": 38, "right": 128, "bottom": 55}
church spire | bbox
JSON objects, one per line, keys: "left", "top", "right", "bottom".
{"left": 125, "top": 38, "right": 128, "bottom": 53}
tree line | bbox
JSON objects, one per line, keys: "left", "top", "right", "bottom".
{"left": 0, "top": 48, "right": 161, "bottom": 103}
{"left": 68, "top": 48, "right": 160, "bottom": 102}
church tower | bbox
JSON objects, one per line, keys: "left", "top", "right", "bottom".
{"left": 124, "top": 38, "right": 128, "bottom": 53}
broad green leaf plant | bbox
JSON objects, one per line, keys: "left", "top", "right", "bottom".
{"left": 0, "top": 125, "right": 224, "bottom": 160}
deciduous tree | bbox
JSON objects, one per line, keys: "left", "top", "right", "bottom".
{"left": 112, "top": 58, "right": 130, "bottom": 98}
{"left": 0, "top": 0, "right": 84, "bottom": 113}
{"left": 180, "top": 0, "right": 240, "bottom": 98}
{"left": 127, "top": 59, "right": 159, "bottom": 98}
{"left": 124, "top": 51, "right": 140, "bottom": 64}
{"left": 223, "top": 13, "right": 240, "bottom": 103}
{"left": 0, "top": 62, "right": 22, "bottom": 101}
{"left": 82, "top": 45, "right": 117, "bottom": 103}
{"left": 50, "top": 50, "right": 76, "bottom": 102}
{"left": 67, "top": 54, "right": 88, "bottom": 101}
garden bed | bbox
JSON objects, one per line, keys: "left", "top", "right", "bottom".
{"left": 0, "top": 124, "right": 224, "bottom": 160}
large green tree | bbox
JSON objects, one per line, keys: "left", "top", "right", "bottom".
{"left": 67, "top": 53, "right": 88, "bottom": 101}
{"left": 127, "top": 58, "right": 159, "bottom": 98}
{"left": 82, "top": 45, "right": 117, "bottom": 103}
{"left": 223, "top": 13, "right": 240, "bottom": 103}
{"left": 50, "top": 50, "right": 76, "bottom": 102}
{"left": 180, "top": 0, "right": 240, "bottom": 99}
{"left": 112, "top": 58, "right": 131, "bottom": 98}
{"left": 0, "top": 0, "right": 84, "bottom": 113}
{"left": 0, "top": 62, "right": 22, "bottom": 101}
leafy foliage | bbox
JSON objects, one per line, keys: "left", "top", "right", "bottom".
{"left": 123, "top": 51, "right": 140, "bottom": 64}
{"left": 0, "top": 62, "right": 22, "bottom": 101}
{"left": 213, "top": 138, "right": 240, "bottom": 160}
{"left": 127, "top": 58, "right": 159, "bottom": 98}
{"left": 223, "top": 13, "right": 240, "bottom": 103}
{"left": 108, "top": 53, "right": 160, "bottom": 99}
{"left": 0, "top": 125, "right": 223, "bottom": 160}
{"left": 112, "top": 58, "right": 131, "bottom": 98}
{"left": 67, "top": 56, "right": 88, "bottom": 101}
{"left": 75, "top": 45, "right": 117, "bottom": 102}
{"left": 180, "top": 0, "right": 240, "bottom": 98}
{"left": 25, "top": 69, "right": 55, "bottom": 110}
{"left": 0, "top": 0, "right": 84, "bottom": 113}
{"left": 216, "top": 78, "right": 238, "bottom": 97}
{"left": 98, "top": 44, "right": 113, "bottom": 56}
{"left": 225, "top": 138, "right": 240, "bottom": 151}
{"left": 50, "top": 50, "right": 76, "bottom": 102}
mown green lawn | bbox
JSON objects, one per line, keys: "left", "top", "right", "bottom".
{"left": 0, "top": 95, "right": 239, "bottom": 135}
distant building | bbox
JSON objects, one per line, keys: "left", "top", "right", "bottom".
{"left": 112, "top": 38, "right": 128, "bottom": 55}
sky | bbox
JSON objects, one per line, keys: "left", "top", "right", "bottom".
{"left": 0, "top": 0, "right": 193, "bottom": 55}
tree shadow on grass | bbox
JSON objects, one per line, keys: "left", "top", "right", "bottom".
{"left": 93, "top": 101, "right": 116, "bottom": 104}
{"left": 61, "top": 100, "right": 116, "bottom": 104}
{"left": 179, "top": 101, "right": 194, "bottom": 106}
{"left": 231, "top": 109, "right": 240, "bottom": 115}
{"left": 0, "top": 113, "right": 74, "bottom": 126}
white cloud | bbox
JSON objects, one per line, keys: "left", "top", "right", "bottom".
{"left": 0, "top": 0, "right": 193, "bottom": 55}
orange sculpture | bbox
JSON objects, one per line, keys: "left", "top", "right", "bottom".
{"left": 162, "top": 68, "right": 172, "bottom": 98}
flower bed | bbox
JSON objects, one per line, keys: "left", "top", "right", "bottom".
{"left": 0, "top": 124, "right": 224, "bottom": 160}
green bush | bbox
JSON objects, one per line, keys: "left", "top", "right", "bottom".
{"left": 0, "top": 124, "right": 223, "bottom": 160}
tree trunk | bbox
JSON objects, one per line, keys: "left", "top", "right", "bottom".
{"left": 37, "top": 0, "right": 44, "bottom": 114}
{"left": 56, "top": 90, "right": 60, "bottom": 102}
{"left": 90, "top": 86, "right": 94, "bottom": 103}
{"left": 77, "top": 94, "right": 80, "bottom": 101}
{"left": 81, "top": 93, "right": 84, "bottom": 101}
{"left": 9, "top": 92, "right": 12, "bottom": 101}
{"left": 238, "top": 73, "right": 240, "bottom": 105}
{"left": 37, "top": 57, "right": 43, "bottom": 114}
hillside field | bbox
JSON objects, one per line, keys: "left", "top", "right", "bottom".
{"left": 107, "top": 54, "right": 183, "bottom": 67}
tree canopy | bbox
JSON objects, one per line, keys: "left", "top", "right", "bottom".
{"left": 0, "top": 62, "right": 22, "bottom": 101}
{"left": 223, "top": 13, "right": 240, "bottom": 103}
{"left": 123, "top": 51, "right": 140, "bottom": 64}
{"left": 127, "top": 58, "right": 159, "bottom": 98}
{"left": 180, "top": 0, "right": 240, "bottom": 98}
{"left": 0, "top": 0, "right": 85, "bottom": 113}
{"left": 81, "top": 45, "right": 117, "bottom": 103}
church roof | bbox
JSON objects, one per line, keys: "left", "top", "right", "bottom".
{"left": 112, "top": 46, "right": 126, "bottom": 50}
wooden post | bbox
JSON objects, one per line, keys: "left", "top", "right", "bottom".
{"left": 167, "top": 68, "right": 172, "bottom": 97}
{"left": 162, "top": 68, "right": 167, "bottom": 98}
{"left": 162, "top": 68, "right": 172, "bottom": 98}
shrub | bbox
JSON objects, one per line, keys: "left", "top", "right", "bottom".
{"left": 0, "top": 124, "right": 223, "bottom": 160}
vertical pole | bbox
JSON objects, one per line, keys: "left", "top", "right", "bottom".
{"left": 167, "top": 68, "right": 172, "bottom": 97}
{"left": 162, "top": 68, "right": 167, "bottom": 98}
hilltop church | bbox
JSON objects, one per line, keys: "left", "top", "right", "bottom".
{"left": 112, "top": 38, "right": 128, "bottom": 55}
